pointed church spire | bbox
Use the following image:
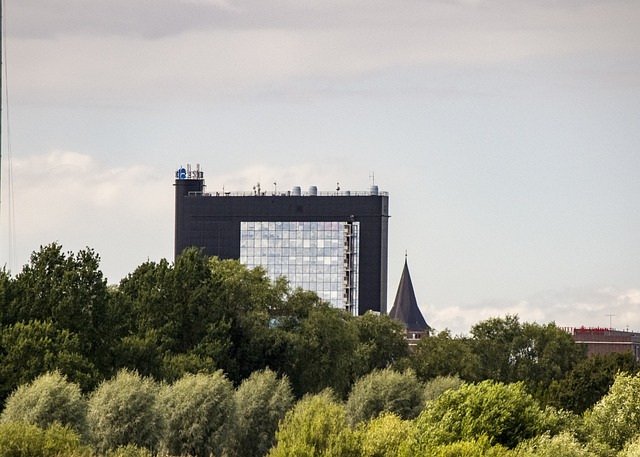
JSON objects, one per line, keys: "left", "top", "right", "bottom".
{"left": 389, "top": 256, "right": 430, "bottom": 334}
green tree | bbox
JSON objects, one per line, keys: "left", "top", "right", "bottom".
{"left": 119, "top": 250, "right": 292, "bottom": 383}
{"left": 345, "top": 368, "right": 424, "bottom": 425}
{"left": 423, "top": 375, "right": 464, "bottom": 403}
{"left": 409, "top": 330, "right": 480, "bottom": 382}
{"left": 105, "top": 445, "right": 152, "bottom": 457}
{"left": 470, "top": 315, "right": 522, "bottom": 382}
{"left": 0, "top": 422, "right": 88, "bottom": 457}
{"left": 0, "top": 268, "right": 12, "bottom": 326}
{"left": 514, "top": 432, "right": 598, "bottom": 457}
{"left": 402, "top": 437, "right": 510, "bottom": 457}
{"left": 207, "top": 256, "right": 293, "bottom": 382}
{"left": 546, "top": 352, "right": 639, "bottom": 414}
{"left": 284, "top": 304, "right": 359, "bottom": 397}
{"left": 620, "top": 435, "right": 640, "bottom": 457}
{"left": 1, "top": 371, "right": 87, "bottom": 437}
{"left": 118, "top": 252, "right": 228, "bottom": 357}
{"left": 0, "top": 320, "right": 97, "bottom": 400}
{"left": 87, "top": 369, "right": 162, "bottom": 452}
{"left": 584, "top": 372, "right": 640, "bottom": 450}
{"left": 159, "top": 371, "right": 234, "bottom": 457}
{"left": 113, "top": 331, "right": 165, "bottom": 379}
{"left": 470, "top": 316, "right": 585, "bottom": 395}
{"left": 358, "top": 413, "right": 411, "bottom": 457}
{"left": 409, "top": 380, "right": 552, "bottom": 451}
{"left": 352, "top": 311, "right": 409, "bottom": 378}
{"left": 511, "top": 322, "right": 586, "bottom": 396}
{"left": 269, "top": 390, "right": 359, "bottom": 457}
{"left": 7, "top": 244, "right": 112, "bottom": 369}
{"left": 160, "top": 352, "right": 218, "bottom": 382}
{"left": 229, "top": 369, "right": 294, "bottom": 457}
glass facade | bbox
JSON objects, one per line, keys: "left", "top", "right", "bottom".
{"left": 240, "top": 221, "right": 360, "bottom": 313}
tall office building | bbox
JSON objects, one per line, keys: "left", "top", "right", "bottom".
{"left": 174, "top": 165, "right": 389, "bottom": 315}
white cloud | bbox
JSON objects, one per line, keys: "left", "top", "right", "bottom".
{"left": 2, "top": 151, "right": 173, "bottom": 282}
{"left": 425, "top": 286, "right": 640, "bottom": 335}
{"left": 1, "top": 154, "right": 373, "bottom": 281}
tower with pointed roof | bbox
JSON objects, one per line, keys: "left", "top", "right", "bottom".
{"left": 389, "top": 256, "right": 431, "bottom": 347}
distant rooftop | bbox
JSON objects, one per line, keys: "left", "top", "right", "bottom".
{"left": 176, "top": 165, "right": 388, "bottom": 197}
{"left": 188, "top": 189, "right": 389, "bottom": 197}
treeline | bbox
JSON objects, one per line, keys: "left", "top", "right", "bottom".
{"left": 0, "top": 243, "right": 410, "bottom": 403}
{"left": 0, "top": 243, "right": 639, "bottom": 455}
{"left": 3, "top": 368, "right": 640, "bottom": 456}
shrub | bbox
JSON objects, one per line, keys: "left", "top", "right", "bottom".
{"left": 345, "top": 368, "right": 424, "bottom": 425}
{"left": 87, "top": 369, "right": 162, "bottom": 452}
{"left": 229, "top": 369, "right": 294, "bottom": 457}
{"left": 159, "top": 371, "right": 234, "bottom": 457}
{"left": 105, "top": 445, "right": 153, "bottom": 457}
{"left": 404, "top": 436, "right": 510, "bottom": 457}
{"left": 269, "top": 390, "right": 359, "bottom": 457}
{"left": 514, "top": 432, "right": 598, "bottom": 457}
{"left": 359, "top": 413, "right": 411, "bottom": 457}
{"left": 423, "top": 375, "right": 464, "bottom": 403}
{"left": 0, "top": 422, "right": 88, "bottom": 457}
{"left": 0, "top": 371, "right": 87, "bottom": 437}
{"left": 620, "top": 435, "right": 640, "bottom": 457}
{"left": 409, "top": 380, "right": 550, "bottom": 451}
{"left": 584, "top": 372, "right": 640, "bottom": 450}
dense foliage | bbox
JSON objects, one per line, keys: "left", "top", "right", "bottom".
{"left": 87, "top": 369, "right": 162, "bottom": 452}
{"left": 159, "top": 371, "right": 234, "bottom": 456}
{"left": 0, "top": 243, "right": 639, "bottom": 456}
{"left": 0, "top": 371, "right": 87, "bottom": 435}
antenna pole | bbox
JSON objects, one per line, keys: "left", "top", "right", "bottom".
{"left": 0, "top": 0, "right": 3, "bottom": 229}
{"left": 605, "top": 314, "right": 615, "bottom": 330}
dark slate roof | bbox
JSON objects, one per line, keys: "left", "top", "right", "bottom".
{"left": 389, "top": 258, "right": 431, "bottom": 332}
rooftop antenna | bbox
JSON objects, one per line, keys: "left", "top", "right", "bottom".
{"left": 605, "top": 314, "right": 615, "bottom": 330}
{"left": 0, "top": 1, "right": 16, "bottom": 272}
{"left": 273, "top": 181, "right": 277, "bottom": 194}
{"left": 369, "top": 171, "right": 375, "bottom": 186}
{"left": 0, "top": 0, "right": 3, "bottom": 261}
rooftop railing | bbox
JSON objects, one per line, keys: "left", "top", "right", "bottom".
{"left": 188, "top": 190, "right": 389, "bottom": 197}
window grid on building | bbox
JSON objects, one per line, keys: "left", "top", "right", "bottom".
{"left": 240, "top": 221, "right": 359, "bottom": 313}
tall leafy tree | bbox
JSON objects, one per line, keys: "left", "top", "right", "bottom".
{"left": 117, "top": 251, "right": 231, "bottom": 379}
{"left": 470, "top": 315, "right": 523, "bottom": 382}
{"left": 409, "top": 330, "right": 480, "bottom": 382}
{"left": 353, "top": 311, "right": 409, "bottom": 379}
{"left": 284, "top": 304, "right": 359, "bottom": 397}
{"left": 546, "top": 351, "right": 639, "bottom": 413}
{"left": 207, "top": 255, "right": 290, "bottom": 381}
{"left": 470, "top": 315, "right": 586, "bottom": 395}
{"left": 8, "top": 243, "right": 112, "bottom": 370}
{"left": 0, "top": 320, "right": 97, "bottom": 400}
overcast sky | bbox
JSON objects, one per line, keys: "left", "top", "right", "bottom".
{"left": 2, "top": 0, "right": 639, "bottom": 334}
